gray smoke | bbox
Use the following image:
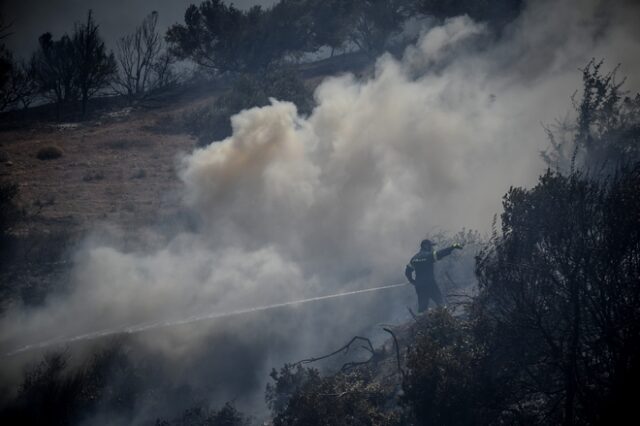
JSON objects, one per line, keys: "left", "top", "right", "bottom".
{"left": 1, "top": 0, "right": 639, "bottom": 421}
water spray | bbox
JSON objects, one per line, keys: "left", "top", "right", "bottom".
{"left": 5, "top": 282, "right": 408, "bottom": 357}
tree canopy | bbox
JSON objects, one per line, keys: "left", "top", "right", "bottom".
{"left": 30, "top": 10, "right": 115, "bottom": 118}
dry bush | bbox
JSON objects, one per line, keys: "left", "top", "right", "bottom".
{"left": 102, "top": 138, "right": 151, "bottom": 150}
{"left": 36, "top": 145, "right": 63, "bottom": 160}
{"left": 156, "top": 403, "right": 250, "bottom": 426}
{"left": 130, "top": 168, "right": 146, "bottom": 179}
{"left": 82, "top": 171, "right": 105, "bottom": 182}
{"left": 267, "top": 364, "right": 402, "bottom": 426}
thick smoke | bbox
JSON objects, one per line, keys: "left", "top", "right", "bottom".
{"left": 1, "top": 0, "right": 639, "bottom": 420}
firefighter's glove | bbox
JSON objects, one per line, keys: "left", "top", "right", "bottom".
{"left": 453, "top": 243, "right": 463, "bottom": 250}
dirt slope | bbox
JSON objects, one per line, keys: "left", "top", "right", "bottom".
{"left": 0, "top": 103, "right": 203, "bottom": 240}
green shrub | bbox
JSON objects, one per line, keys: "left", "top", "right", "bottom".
{"left": 402, "top": 310, "right": 494, "bottom": 425}
{"left": 542, "top": 60, "right": 640, "bottom": 173}
{"left": 0, "top": 345, "right": 141, "bottom": 425}
{"left": 472, "top": 165, "right": 640, "bottom": 424}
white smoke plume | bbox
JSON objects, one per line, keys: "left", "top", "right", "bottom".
{"left": 1, "top": 0, "right": 639, "bottom": 419}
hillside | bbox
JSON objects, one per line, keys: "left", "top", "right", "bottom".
{"left": 0, "top": 0, "right": 638, "bottom": 424}
{"left": 0, "top": 50, "right": 372, "bottom": 240}
{"left": 0, "top": 51, "right": 373, "bottom": 310}
{"left": 1, "top": 101, "right": 200, "bottom": 237}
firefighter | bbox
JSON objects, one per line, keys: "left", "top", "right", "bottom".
{"left": 405, "top": 239, "right": 463, "bottom": 312}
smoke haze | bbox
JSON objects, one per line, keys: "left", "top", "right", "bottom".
{"left": 2, "top": 0, "right": 278, "bottom": 57}
{"left": 1, "top": 0, "right": 639, "bottom": 421}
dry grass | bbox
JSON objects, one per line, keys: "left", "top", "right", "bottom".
{"left": 0, "top": 104, "right": 196, "bottom": 238}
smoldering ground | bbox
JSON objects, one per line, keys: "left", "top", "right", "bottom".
{"left": 1, "top": 0, "right": 640, "bottom": 422}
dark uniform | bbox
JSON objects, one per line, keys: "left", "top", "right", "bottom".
{"left": 405, "top": 239, "right": 462, "bottom": 312}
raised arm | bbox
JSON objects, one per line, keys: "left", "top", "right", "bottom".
{"left": 435, "top": 243, "right": 463, "bottom": 260}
